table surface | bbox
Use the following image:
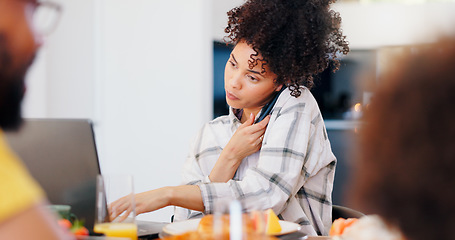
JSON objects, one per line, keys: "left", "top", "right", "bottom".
{"left": 79, "top": 236, "right": 331, "bottom": 240}
{"left": 79, "top": 220, "right": 333, "bottom": 240}
{"left": 158, "top": 231, "right": 332, "bottom": 240}
{"left": 77, "top": 236, "right": 131, "bottom": 240}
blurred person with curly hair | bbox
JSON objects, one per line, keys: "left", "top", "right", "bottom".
{"left": 349, "top": 37, "right": 455, "bottom": 240}
{"left": 110, "top": 0, "right": 348, "bottom": 235}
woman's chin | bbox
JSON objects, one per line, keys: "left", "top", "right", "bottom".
{"left": 226, "top": 99, "right": 242, "bottom": 109}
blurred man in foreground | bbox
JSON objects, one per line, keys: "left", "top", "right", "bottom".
{"left": 0, "top": 0, "right": 72, "bottom": 238}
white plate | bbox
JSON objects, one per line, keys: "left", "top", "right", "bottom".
{"left": 162, "top": 218, "right": 301, "bottom": 236}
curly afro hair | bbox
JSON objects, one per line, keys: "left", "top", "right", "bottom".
{"left": 351, "top": 38, "right": 455, "bottom": 240}
{"left": 225, "top": 0, "right": 349, "bottom": 97}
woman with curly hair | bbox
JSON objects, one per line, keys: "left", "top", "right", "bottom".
{"left": 110, "top": 0, "right": 348, "bottom": 235}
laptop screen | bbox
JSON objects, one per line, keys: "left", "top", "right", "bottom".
{"left": 4, "top": 118, "right": 100, "bottom": 231}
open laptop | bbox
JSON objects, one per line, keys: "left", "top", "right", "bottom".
{"left": 5, "top": 118, "right": 100, "bottom": 232}
{"left": 4, "top": 118, "right": 167, "bottom": 238}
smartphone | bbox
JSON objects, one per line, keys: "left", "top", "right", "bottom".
{"left": 255, "top": 86, "right": 285, "bottom": 123}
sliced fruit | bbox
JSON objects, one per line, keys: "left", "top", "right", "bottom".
{"left": 58, "top": 219, "right": 72, "bottom": 230}
{"left": 72, "top": 226, "right": 89, "bottom": 236}
{"left": 265, "top": 209, "right": 282, "bottom": 235}
{"left": 329, "top": 218, "right": 359, "bottom": 236}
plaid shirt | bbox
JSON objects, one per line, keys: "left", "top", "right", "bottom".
{"left": 174, "top": 87, "right": 336, "bottom": 236}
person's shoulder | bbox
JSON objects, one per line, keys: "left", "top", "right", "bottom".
{"left": 190, "top": 114, "right": 232, "bottom": 139}
{"left": 0, "top": 141, "right": 45, "bottom": 223}
{"left": 208, "top": 115, "right": 231, "bottom": 125}
{"left": 278, "top": 87, "right": 319, "bottom": 113}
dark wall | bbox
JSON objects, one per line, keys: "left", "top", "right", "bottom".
{"left": 327, "top": 128, "right": 359, "bottom": 207}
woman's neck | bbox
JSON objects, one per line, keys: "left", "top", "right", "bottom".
{"left": 240, "top": 107, "right": 262, "bottom": 123}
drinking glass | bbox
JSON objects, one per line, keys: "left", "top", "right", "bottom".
{"left": 213, "top": 198, "right": 232, "bottom": 240}
{"left": 242, "top": 198, "right": 267, "bottom": 239}
{"left": 94, "top": 174, "right": 137, "bottom": 240}
{"left": 213, "top": 198, "right": 267, "bottom": 240}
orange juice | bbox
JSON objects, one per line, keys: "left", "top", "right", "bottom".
{"left": 94, "top": 222, "right": 138, "bottom": 240}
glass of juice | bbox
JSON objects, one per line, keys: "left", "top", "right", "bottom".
{"left": 94, "top": 174, "right": 137, "bottom": 240}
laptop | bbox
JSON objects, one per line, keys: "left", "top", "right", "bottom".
{"left": 5, "top": 119, "right": 100, "bottom": 231}
{"left": 4, "top": 118, "right": 167, "bottom": 238}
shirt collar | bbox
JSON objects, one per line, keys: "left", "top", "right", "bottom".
{"left": 228, "top": 107, "right": 242, "bottom": 132}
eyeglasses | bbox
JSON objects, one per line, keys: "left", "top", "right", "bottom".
{"left": 31, "top": 1, "right": 62, "bottom": 36}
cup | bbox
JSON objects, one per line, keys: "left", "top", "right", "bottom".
{"left": 213, "top": 198, "right": 267, "bottom": 240}
{"left": 213, "top": 198, "right": 232, "bottom": 239}
{"left": 47, "top": 204, "right": 70, "bottom": 219}
{"left": 47, "top": 204, "right": 75, "bottom": 221}
{"left": 93, "top": 174, "right": 137, "bottom": 240}
{"left": 241, "top": 200, "right": 267, "bottom": 240}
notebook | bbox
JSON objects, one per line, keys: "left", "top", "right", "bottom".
{"left": 4, "top": 118, "right": 167, "bottom": 238}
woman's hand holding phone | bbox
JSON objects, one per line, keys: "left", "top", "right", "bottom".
{"left": 209, "top": 113, "right": 270, "bottom": 182}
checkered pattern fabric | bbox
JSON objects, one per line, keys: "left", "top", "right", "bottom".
{"left": 174, "top": 87, "right": 336, "bottom": 236}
